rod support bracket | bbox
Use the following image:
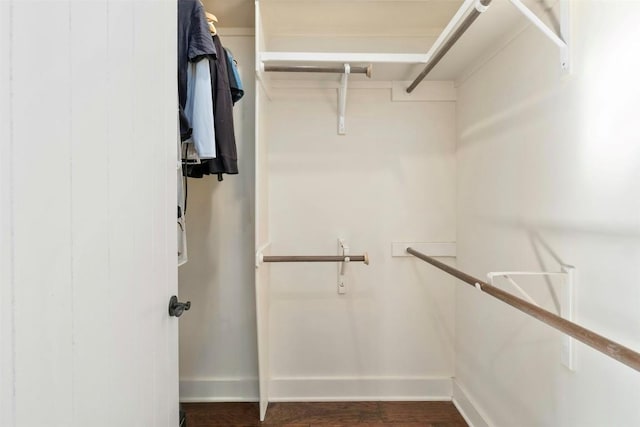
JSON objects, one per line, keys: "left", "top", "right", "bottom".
{"left": 338, "top": 64, "right": 350, "bottom": 135}
{"left": 508, "top": 0, "right": 571, "bottom": 73}
{"left": 338, "top": 238, "right": 349, "bottom": 294}
{"left": 487, "top": 267, "right": 577, "bottom": 371}
{"left": 559, "top": 0, "right": 571, "bottom": 73}
{"left": 255, "top": 242, "right": 271, "bottom": 269}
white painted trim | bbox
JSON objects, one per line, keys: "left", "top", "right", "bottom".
{"left": 268, "top": 377, "right": 453, "bottom": 402}
{"left": 452, "top": 381, "right": 492, "bottom": 427}
{"left": 255, "top": 3, "right": 270, "bottom": 421}
{"left": 268, "top": 30, "right": 443, "bottom": 39}
{"left": 179, "top": 378, "right": 259, "bottom": 403}
{"left": 261, "top": 51, "right": 429, "bottom": 64}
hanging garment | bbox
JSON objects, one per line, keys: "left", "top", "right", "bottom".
{"left": 178, "top": 0, "right": 217, "bottom": 141}
{"left": 224, "top": 48, "right": 245, "bottom": 105}
{"left": 186, "top": 35, "right": 239, "bottom": 179}
{"left": 208, "top": 35, "right": 238, "bottom": 174}
{"left": 184, "top": 58, "right": 216, "bottom": 159}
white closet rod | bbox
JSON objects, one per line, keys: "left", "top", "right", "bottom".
{"left": 407, "top": 247, "right": 640, "bottom": 373}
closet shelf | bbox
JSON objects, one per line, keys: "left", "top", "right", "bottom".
{"left": 256, "top": 0, "right": 466, "bottom": 85}
{"left": 259, "top": 0, "right": 464, "bottom": 40}
{"left": 256, "top": 0, "right": 568, "bottom": 85}
{"left": 260, "top": 52, "right": 428, "bottom": 65}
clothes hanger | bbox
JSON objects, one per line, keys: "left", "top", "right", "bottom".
{"left": 208, "top": 21, "right": 217, "bottom": 35}
{"left": 205, "top": 12, "right": 218, "bottom": 23}
{"left": 205, "top": 11, "right": 218, "bottom": 35}
{"left": 198, "top": 1, "right": 218, "bottom": 34}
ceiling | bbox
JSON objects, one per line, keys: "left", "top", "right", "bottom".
{"left": 261, "top": 0, "right": 464, "bottom": 38}
{"left": 203, "top": 0, "right": 255, "bottom": 28}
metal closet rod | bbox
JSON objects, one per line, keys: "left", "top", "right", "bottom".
{"left": 407, "top": 0, "right": 492, "bottom": 93}
{"left": 264, "top": 64, "right": 373, "bottom": 78}
{"left": 406, "top": 247, "right": 640, "bottom": 373}
{"left": 263, "top": 254, "right": 370, "bottom": 264}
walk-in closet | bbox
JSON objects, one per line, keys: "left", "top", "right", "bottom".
{"left": 2, "top": 0, "right": 639, "bottom": 426}
{"left": 178, "top": 0, "right": 640, "bottom": 425}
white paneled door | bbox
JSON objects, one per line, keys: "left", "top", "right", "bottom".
{"left": 1, "top": 1, "right": 180, "bottom": 426}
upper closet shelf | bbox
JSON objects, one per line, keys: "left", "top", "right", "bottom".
{"left": 260, "top": 52, "right": 428, "bottom": 65}
{"left": 256, "top": 0, "right": 463, "bottom": 83}
{"left": 258, "top": 0, "right": 464, "bottom": 40}
{"left": 257, "top": 0, "right": 571, "bottom": 85}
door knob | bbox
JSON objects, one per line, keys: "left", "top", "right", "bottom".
{"left": 168, "top": 295, "right": 191, "bottom": 318}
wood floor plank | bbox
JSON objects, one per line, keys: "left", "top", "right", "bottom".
{"left": 265, "top": 402, "right": 382, "bottom": 424}
{"left": 309, "top": 424, "right": 433, "bottom": 427}
{"left": 379, "top": 402, "right": 467, "bottom": 424}
{"left": 182, "top": 402, "right": 261, "bottom": 426}
{"left": 181, "top": 401, "right": 468, "bottom": 426}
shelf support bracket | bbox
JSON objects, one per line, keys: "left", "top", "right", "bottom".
{"left": 509, "top": 0, "right": 570, "bottom": 72}
{"left": 338, "top": 64, "right": 350, "bottom": 135}
{"left": 487, "top": 265, "right": 577, "bottom": 371}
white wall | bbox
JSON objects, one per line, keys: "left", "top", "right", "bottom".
{"left": 1, "top": 1, "right": 178, "bottom": 426}
{"left": 266, "top": 87, "right": 457, "bottom": 399}
{"left": 178, "top": 35, "right": 259, "bottom": 402}
{"left": 1, "top": 0, "right": 13, "bottom": 422}
{"left": 456, "top": 1, "right": 640, "bottom": 426}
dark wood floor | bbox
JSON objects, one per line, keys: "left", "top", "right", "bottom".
{"left": 182, "top": 401, "right": 468, "bottom": 427}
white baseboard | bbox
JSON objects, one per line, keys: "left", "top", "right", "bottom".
{"left": 452, "top": 381, "right": 491, "bottom": 427}
{"left": 178, "top": 374, "right": 491, "bottom": 427}
{"left": 179, "top": 378, "right": 259, "bottom": 402}
{"left": 268, "top": 377, "right": 453, "bottom": 402}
